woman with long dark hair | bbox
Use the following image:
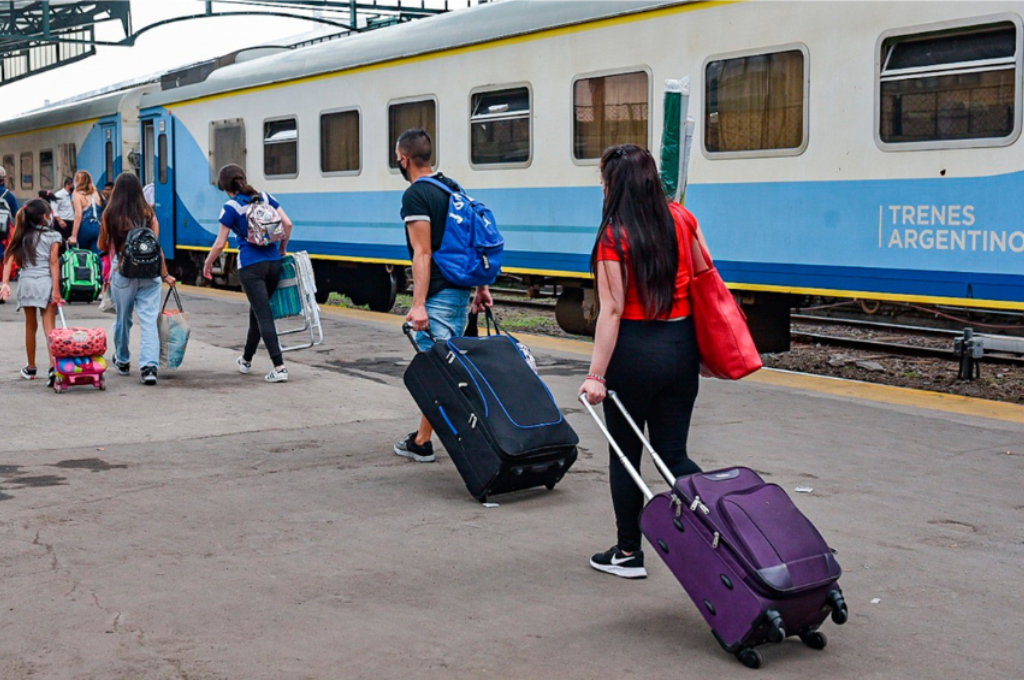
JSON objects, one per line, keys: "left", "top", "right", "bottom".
{"left": 0, "top": 199, "right": 63, "bottom": 384}
{"left": 580, "top": 144, "right": 711, "bottom": 579}
{"left": 69, "top": 170, "right": 103, "bottom": 254}
{"left": 204, "top": 164, "right": 293, "bottom": 382}
{"left": 98, "top": 172, "right": 175, "bottom": 385}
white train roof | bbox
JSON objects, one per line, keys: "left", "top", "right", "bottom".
{"left": 0, "top": 90, "right": 129, "bottom": 138}
{"left": 141, "top": 0, "right": 684, "bottom": 108}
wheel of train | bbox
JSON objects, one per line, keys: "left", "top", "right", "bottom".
{"left": 555, "top": 287, "right": 596, "bottom": 336}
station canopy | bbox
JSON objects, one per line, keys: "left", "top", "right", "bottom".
{"left": 0, "top": 1, "right": 482, "bottom": 87}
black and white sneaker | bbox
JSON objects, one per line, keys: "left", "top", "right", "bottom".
{"left": 393, "top": 432, "right": 435, "bottom": 463}
{"left": 590, "top": 546, "right": 647, "bottom": 579}
{"left": 45, "top": 367, "right": 56, "bottom": 389}
{"left": 140, "top": 366, "right": 158, "bottom": 386}
{"left": 20, "top": 366, "right": 37, "bottom": 380}
{"left": 114, "top": 359, "right": 130, "bottom": 376}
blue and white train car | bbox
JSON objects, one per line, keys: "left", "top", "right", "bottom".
{"left": 3, "top": 0, "right": 1022, "bottom": 344}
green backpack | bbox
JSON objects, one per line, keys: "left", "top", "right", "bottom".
{"left": 269, "top": 255, "right": 302, "bottom": 319}
{"left": 60, "top": 248, "right": 104, "bottom": 303}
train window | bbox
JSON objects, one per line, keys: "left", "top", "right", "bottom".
{"left": 39, "top": 150, "right": 54, "bottom": 189}
{"left": 159, "top": 134, "right": 169, "bottom": 184}
{"left": 2, "top": 155, "right": 13, "bottom": 189}
{"left": 389, "top": 99, "right": 437, "bottom": 169}
{"left": 264, "top": 117, "right": 298, "bottom": 178}
{"left": 143, "top": 122, "right": 156, "bottom": 185}
{"left": 470, "top": 86, "right": 531, "bottom": 167}
{"left": 20, "top": 152, "right": 32, "bottom": 189}
{"left": 58, "top": 143, "right": 77, "bottom": 180}
{"left": 878, "top": 20, "right": 1020, "bottom": 147}
{"left": 320, "top": 109, "right": 360, "bottom": 174}
{"left": 105, "top": 142, "right": 114, "bottom": 183}
{"left": 573, "top": 71, "right": 649, "bottom": 160}
{"left": 704, "top": 47, "right": 807, "bottom": 156}
{"left": 209, "top": 119, "right": 246, "bottom": 184}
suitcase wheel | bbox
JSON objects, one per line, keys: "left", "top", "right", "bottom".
{"left": 545, "top": 482, "right": 556, "bottom": 490}
{"left": 736, "top": 648, "right": 762, "bottom": 669}
{"left": 799, "top": 630, "right": 827, "bottom": 650}
{"left": 765, "top": 608, "right": 786, "bottom": 644}
{"left": 827, "top": 590, "right": 849, "bottom": 625}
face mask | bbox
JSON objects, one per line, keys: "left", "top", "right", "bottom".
{"left": 398, "top": 158, "right": 411, "bottom": 183}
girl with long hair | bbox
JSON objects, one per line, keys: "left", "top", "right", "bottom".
{"left": 204, "top": 164, "right": 294, "bottom": 383}
{"left": 0, "top": 199, "right": 64, "bottom": 384}
{"left": 580, "top": 144, "right": 712, "bottom": 580}
{"left": 69, "top": 170, "right": 104, "bottom": 254}
{"left": 98, "top": 172, "right": 175, "bottom": 385}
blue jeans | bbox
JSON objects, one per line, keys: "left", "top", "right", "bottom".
{"left": 111, "top": 263, "right": 162, "bottom": 368}
{"left": 416, "top": 287, "right": 471, "bottom": 352}
{"left": 77, "top": 217, "right": 101, "bottom": 255}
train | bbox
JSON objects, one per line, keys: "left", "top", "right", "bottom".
{"left": 2, "top": 0, "right": 1022, "bottom": 349}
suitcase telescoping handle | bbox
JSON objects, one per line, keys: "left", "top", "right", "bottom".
{"left": 57, "top": 303, "right": 67, "bottom": 329}
{"left": 606, "top": 390, "right": 678, "bottom": 490}
{"left": 578, "top": 393, "right": 655, "bottom": 502}
{"left": 401, "top": 321, "right": 436, "bottom": 353}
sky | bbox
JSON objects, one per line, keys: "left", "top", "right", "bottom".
{"left": 0, "top": 0, "right": 467, "bottom": 119}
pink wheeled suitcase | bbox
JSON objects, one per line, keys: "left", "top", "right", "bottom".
{"left": 50, "top": 307, "right": 108, "bottom": 393}
{"left": 580, "top": 392, "right": 848, "bottom": 669}
{"left": 54, "top": 355, "right": 107, "bottom": 393}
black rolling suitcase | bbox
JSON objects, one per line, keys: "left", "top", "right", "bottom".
{"left": 402, "top": 313, "right": 578, "bottom": 502}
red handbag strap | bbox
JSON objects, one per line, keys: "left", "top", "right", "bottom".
{"left": 670, "top": 203, "right": 712, "bottom": 276}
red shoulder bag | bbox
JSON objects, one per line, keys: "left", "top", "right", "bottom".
{"left": 671, "top": 203, "right": 762, "bottom": 380}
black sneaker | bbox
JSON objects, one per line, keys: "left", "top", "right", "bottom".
{"left": 45, "top": 367, "right": 56, "bottom": 389}
{"left": 590, "top": 546, "right": 647, "bottom": 579}
{"left": 20, "top": 366, "right": 37, "bottom": 380}
{"left": 114, "top": 359, "right": 130, "bottom": 376}
{"left": 393, "top": 432, "right": 435, "bottom": 463}
{"left": 140, "top": 366, "right": 158, "bottom": 386}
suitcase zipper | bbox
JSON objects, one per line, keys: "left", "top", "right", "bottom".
{"left": 690, "top": 496, "right": 710, "bottom": 515}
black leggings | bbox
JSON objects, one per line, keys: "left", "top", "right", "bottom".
{"left": 604, "top": 318, "right": 701, "bottom": 552}
{"left": 238, "top": 259, "right": 284, "bottom": 367}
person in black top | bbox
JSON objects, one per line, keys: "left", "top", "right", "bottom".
{"left": 393, "top": 128, "right": 492, "bottom": 463}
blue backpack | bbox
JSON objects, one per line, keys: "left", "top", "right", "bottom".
{"left": 416, "top": 177, "right": 504, "bottom": 287}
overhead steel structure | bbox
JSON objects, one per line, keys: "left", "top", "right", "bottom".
{"left": 0, "top": 0, "right": 484, "bottom": 87}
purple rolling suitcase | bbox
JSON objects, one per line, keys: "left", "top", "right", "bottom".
{"left": 580, "top": 392, "right": 848, "bottom": 669}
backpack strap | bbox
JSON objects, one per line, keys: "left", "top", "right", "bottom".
{"left": 415, "top": 176, "right": 455, "bottom": 196}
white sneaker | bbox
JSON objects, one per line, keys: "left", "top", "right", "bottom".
{"left": 265, "top": 367, "right": 289, "bottom": 383}
{"left": 237, "top": 356, "right": 252, "bottom": 374}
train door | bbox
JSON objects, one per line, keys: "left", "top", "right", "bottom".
{"left": 98, "top": 119, "right": 119, "bottom": 186}
{"left": 140, "top": 110, "right": 175, "bottom": 257}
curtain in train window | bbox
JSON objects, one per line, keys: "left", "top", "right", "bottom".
{"left": 389, "top": 100, "right": 437, "bottom": 168}
{"left": 209, "top": 119, "right": 246, "bottom": 184}
{"left": 2, "top": 155, "right": 14, "bottom": 190}
{"left": 20, "top": 152, "right": 33, "bottom": 189}
{"left": 321, "top": 110, "right": 360, "bottom": 173}
{"left": 58, "top": 144, "right": 77, "bottom": 180}
{"left": 39, "top": 150, "right": 54, "bottom": 189}
{"left": 264, "top": 118, "right": 298, "bottom": 177}
{"left": 471, "top": 87, "right": 530, "bottom": 165}
{"left": 574, "top": 72, "right": 649, "bottom": 159}
{"left": 159, "top": 134, "right": 169, "bottom": 184}
{"left": 705, "top": 50, "right": 805, "bottom": 153}
{"left": 880, "top": 23, "right": 1017, "bottom": 144}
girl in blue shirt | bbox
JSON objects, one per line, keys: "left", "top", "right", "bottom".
{"left": 204, "top": 164, "right": 294, "bottom": 382}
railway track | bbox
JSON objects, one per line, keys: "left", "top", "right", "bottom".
{"left": 792, "top": 317, "right": 1024, "bottom": 367}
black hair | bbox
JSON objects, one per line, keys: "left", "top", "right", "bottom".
{"left": 396, "top": 129, "right": 432, "bottom": 167}
{"left": 216, "top": 164, "right": 258, "bottom": 198}
{"left": 63, "top": 176, "right": 73, "bottom": 187}
{"left": 589, "top": 144, "right": 679, "bottom": 320}
{"left": 4, "top": 199, "right": 52, "bottom": 268}
{"left": 99, "top": 172, "right": 153, "bottom": 254}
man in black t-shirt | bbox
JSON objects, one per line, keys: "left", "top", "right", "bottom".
{"left": 394, "top": 128, "right": 492, "bottom": 463}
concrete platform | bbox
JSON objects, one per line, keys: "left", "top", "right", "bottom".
{"left": 2, "top": 286, "right": 1022, "bottom": 680}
